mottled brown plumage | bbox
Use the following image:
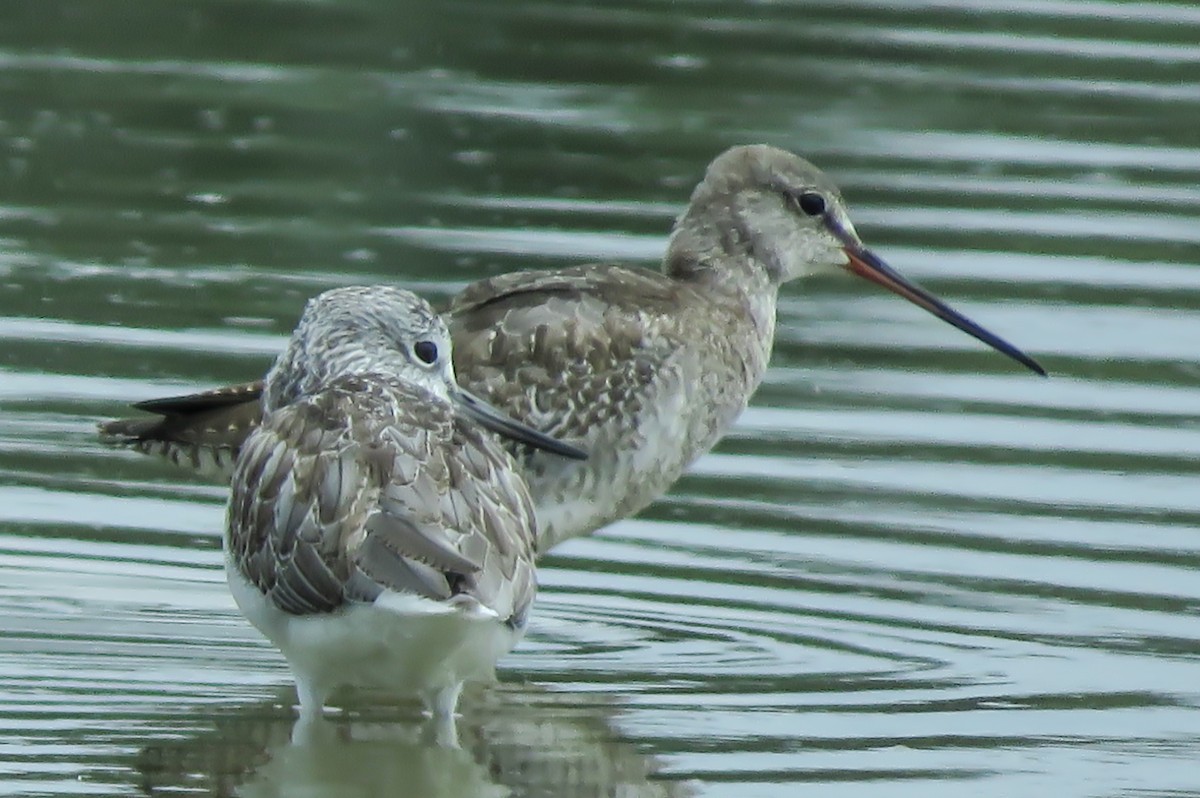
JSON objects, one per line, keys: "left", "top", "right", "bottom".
{"left": 228, "top": 374, "right": 534, "bottom": 621}
{"left": 101, "top": 145, "right": 1043, "bottom": 554}
{"left": 445, "top": 262, "right": 769, "bottom": 549}
{"left": 221, "top": 286, "right": 582, "bottom": 728}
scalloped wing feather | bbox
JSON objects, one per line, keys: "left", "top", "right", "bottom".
{"left": 226, "top": 375, "right": 536, "bottom": 623}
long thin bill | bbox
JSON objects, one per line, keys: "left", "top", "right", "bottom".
{"left": 452, "top": 388, "right": 588, "bottom": 461}
{"left": 829, "top": 222, "right": 1046, "bottom": 376}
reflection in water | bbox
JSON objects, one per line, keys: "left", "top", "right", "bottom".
{"left": 135, "top": 684, "right": 689, "bottom": 798}
{"left": 3, "top": 0, "right": 1200, "bottom": 796}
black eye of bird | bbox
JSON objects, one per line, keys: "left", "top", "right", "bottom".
{"left": 796, "top": 191, "right": 827, "bottom": 217}
{"left": 413, "top": 340, "right": 438, "bottom": 364}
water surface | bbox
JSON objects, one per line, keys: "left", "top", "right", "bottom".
{"left": 1, "top": 1, "right": 1199, "bottom": 796}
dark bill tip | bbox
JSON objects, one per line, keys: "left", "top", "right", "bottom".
{"left": 452, "top": 389, "right": 588, "bottom": 461}
{"left": 829, "top": 221, "right": 1046, "bottom": 376}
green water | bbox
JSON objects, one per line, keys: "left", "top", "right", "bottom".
{"left": 2, "top": 2, "right": 1199, "bottom": 796}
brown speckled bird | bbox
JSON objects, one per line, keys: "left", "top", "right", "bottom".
{"left": 101, "top": 145, "right": 1043, "bottom": 553}
{"left": 223, "top": 285, "right": 583, "bottom": 730}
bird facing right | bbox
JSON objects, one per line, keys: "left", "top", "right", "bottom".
{"left": 446, "top": 145, "right": 1044, "bottom": 549}
{"left": 102, "top": 145, "right": 1045, "bottom": 554}
{"left": 224, "top": 285, "right": 584, "bottom": 731}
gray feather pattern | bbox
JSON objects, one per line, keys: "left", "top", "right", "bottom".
{"left": 227, "top": 371, "right": 537, "bottom": 624}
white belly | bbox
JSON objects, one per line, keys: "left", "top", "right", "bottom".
{"left": 225, "top": 552, "right": 524, "bottom": 717}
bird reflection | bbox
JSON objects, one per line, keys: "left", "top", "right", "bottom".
{"left": 134, "top": 681, "right": 694, "bottom": 798}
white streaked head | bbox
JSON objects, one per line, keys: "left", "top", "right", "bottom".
{"left": 263, "top": 286, "right": 454, "bottom": 412}
{"left": 669, "top": 144, "right": 858, "bottom": 284}
{"left": 670, "top": 145, "right": 1046, "bottom": 376}
{"left": 261, "top": 286, "right": 590, "bottom": 459}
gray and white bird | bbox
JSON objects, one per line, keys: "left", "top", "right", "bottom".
{"left": 223, "top": 285, "right": 584, "bottom": 731}
{"left": 103, "top": 145, "right": 1044, "bottom": 553}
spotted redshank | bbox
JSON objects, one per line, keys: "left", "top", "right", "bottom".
{"left": 101, "top": 144, "right": 1044, "bottom": 553}
{"left": 224, "top": 285, "right": 583, "bottom": 733}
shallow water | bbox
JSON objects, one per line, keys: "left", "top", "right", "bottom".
{"left": 2, "top": 1, "right": 1199, "bottom": 796}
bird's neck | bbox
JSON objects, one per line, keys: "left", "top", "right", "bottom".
{"left": 664, "top": 226, "right": 779, "bottom": 347}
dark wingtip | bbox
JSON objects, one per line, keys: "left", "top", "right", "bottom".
{"left": 133, "top": 383, "right": 265, "bottom": 414}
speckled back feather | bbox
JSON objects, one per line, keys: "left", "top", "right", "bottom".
{"left": 228, "top": 364, "right": 535, "bottom": 626}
